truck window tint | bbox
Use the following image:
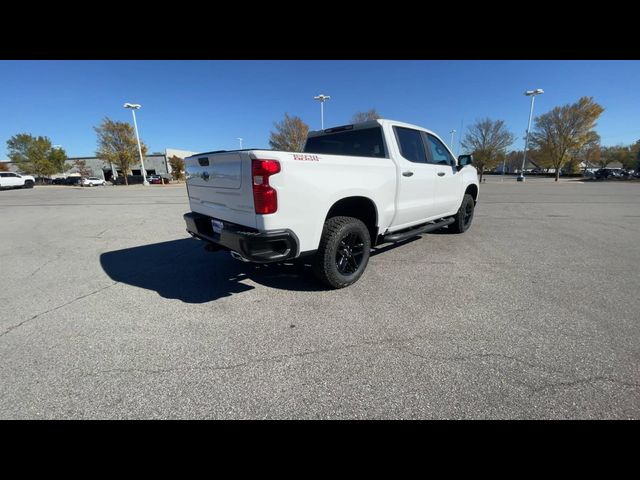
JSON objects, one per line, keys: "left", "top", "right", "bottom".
{"left": 425, "top": 134, "right": 454, "bottom": 166}
{"left": 304, "top": 127, "right": 386, "bottom": 158}
{"left": 394, "top": 127, "right": 428, "bottom": 163}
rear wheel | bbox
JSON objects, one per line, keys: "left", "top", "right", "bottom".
{"left": 448, "top": 193, "right": 475, "bottom": 233}
{"left": 312, "top": 216, "right": 371, "bottom": 289}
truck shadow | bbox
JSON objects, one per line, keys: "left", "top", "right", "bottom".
{"left": 99, "top": 238, "right": 327, "bottom": 304}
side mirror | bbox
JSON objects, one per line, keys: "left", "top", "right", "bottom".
{"left": 457, "top": 154, "right": 473, "bottom": 171}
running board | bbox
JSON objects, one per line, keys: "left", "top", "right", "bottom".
{"left": 381, "top": 218, "right": 455, "bottom": 243}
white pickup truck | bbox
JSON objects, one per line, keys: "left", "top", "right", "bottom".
{"left": 183, "top": 119, "right": 479, "bottom": 288}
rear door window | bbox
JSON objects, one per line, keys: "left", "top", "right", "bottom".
{"left": 394, "top": 127, "right": 428, "bottom": 163}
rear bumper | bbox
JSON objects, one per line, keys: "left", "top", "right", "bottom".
{"left": 183, "top": 212, "right": 299, "bottom": 263}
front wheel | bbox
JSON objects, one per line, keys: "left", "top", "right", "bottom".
{"left": 312, "top": 216, "right": 371, "bottom": 289}
{"left": 23, "top": 180, "right": 34, "bottom": 189}
{"left": 448, "top": 193, "right": 475, "bottom": 234}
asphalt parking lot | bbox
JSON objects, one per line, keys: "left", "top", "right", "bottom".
{"left": 1, "top": 178, "right": 639, "bottom": 419}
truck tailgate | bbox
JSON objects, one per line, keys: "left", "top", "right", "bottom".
{"left": 185, "top": 151, "right": 257, "bottom": 228}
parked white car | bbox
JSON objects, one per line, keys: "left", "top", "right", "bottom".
{"left": 82, "top": 177, "right": 106, "bottom": 187}
{"left": 0, "top": 172, "right": 35, "bottom": 189}
{"left": 183, "top": 119, "right": 479, "bottom": 288}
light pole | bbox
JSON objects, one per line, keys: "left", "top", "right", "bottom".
{"left": 123, "top": 103, "right": 148, "bottom": 186}
{"left": 314, "top": 94, "right": 331, "bottom": 130}
{"left": 449, "top": 130, "right": 456, "bottom": 151}
{"left": 237, "top": 137, "right": 243, "bottom": 149}
{"left": 518, "top": 89, "right": 544, "bottom": 182}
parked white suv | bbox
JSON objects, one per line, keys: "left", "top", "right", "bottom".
{"left": 0, "top": 172, "right": 35, "bottom": 189}
{"left": 183, "top": 119, "right": 479, "bottom": 288}
{"left": 82, "top": 177, "right": 106, "bottom": 187}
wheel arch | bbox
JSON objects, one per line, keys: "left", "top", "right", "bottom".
{"left": 324, "top": 196, "right": 379, "bottom": 246}
{"left": 465, "top": 183, "right": 479, "bottom": 203}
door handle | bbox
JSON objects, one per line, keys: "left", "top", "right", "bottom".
{"left": 402, "top": 171, "right": 414, "bottom": 177}
{"left": 437, "top": 172, "right": 446, "bottom": 177}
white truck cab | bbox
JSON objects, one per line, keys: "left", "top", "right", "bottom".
{"left": 184, "top": 119, "right": 479, "bottom": 288}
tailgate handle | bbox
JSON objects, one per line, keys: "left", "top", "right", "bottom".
{"left": 198, "top": 157, "right": 210, "bottom": 166}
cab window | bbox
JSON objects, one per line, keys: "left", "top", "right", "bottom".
{"left": 424, "top": 133, "right": 455, "bottom": 166}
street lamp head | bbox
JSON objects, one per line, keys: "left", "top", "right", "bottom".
{"left": 314, "top": 94, "right": 331, "bottom": 102}
{"left": 123, "top": 103, "right": 142, "bottom": 109}
{"left": 524, "top": 89, "right": 544, "bottom": 96}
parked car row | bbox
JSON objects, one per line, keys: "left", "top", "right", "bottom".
{"left": 4, "top": 173, "right": 172, "bottom": 188}
{"left": 594, "top": 168, "right": 639, "bottom": 180}
{"left": 51, "top": 176, "right": 83, "bottom": 185}
{"left": 50, "top": 176, "right": 107, "bottom": 186}
{"left": 148, "top": 174, "right": 171, "bottom": 184}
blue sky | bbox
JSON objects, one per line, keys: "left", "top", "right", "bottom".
{"left": 1, "top": 60, "right": 639, "bottom": 159}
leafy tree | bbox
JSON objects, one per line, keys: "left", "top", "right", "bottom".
{"left": 352, "top": 109, "right": 381, "bottom": 123}
{"left": 461, "top": 118, "right": 514, "bottom": 182}
{"left": 582, "top": 142, "right": 602, "bottom": 171}
{"left": 6, "top": 134, "right": 67, "bottom": 181}
{"left": 73, "top": 159, "right": 92, "bottom": 178}
{"left": 0, "top": 161, "right": 9, "bottom": 172}
{"left": 268, "top": 113, "right": 309, "bottom": 152}
{"left": 563, "top": 158, "right": 581, "bottom": 174}
{"left": 596, "top": 146, "right": 616, "bottom": 169}
{"left": 94, "top": 117, "right": 147, "bottom": 186}
{"left": 565, "top": 131, "right": 601, "bottom": 173}
{"left": 632, "top": 139, "right": 640, "bottom": 171}
{"left": 169, "top": 155, "right": 185, "bottom": 181}
{"left": 617, "top": 148, "right": 636, "bottom": 171}
{"left": 529, "top": 97, "right": 604, "bottom": 181}
{"left": 49, "top": 147, "right": 68, "bottom": 173}
{"left": 601, "top": 145, "right": 635, "bottom": 170}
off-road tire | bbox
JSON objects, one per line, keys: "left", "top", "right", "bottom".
{"left": 312, "top": 216, "right": 371, "bottom": 289}
{"left": 448, "top": 193, "right": 475, "bottom": 234}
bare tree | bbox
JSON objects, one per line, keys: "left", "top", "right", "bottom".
{"left": 94, "top": 117, "right": 148, "bottom": 186}
{"left": 529, "top": 97, "right": 604, "bottom": 181}
{"left": 504, "top": 151, "right": 525, "bottom": 173}
{"left": 352, "top": 109, "right": 381, "bottom": 123}
{"left": 461, "top": 118, "right": 515, "bottom": 182}
{"left": 73, "top": 159, "right": 92, "bottom": 178}
{"left": 268, "top": 114, "right": 309, "bottom": 152}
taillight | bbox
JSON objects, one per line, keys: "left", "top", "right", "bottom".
{"left": 252, "top": 159, "right": 280, "bottom": 214}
